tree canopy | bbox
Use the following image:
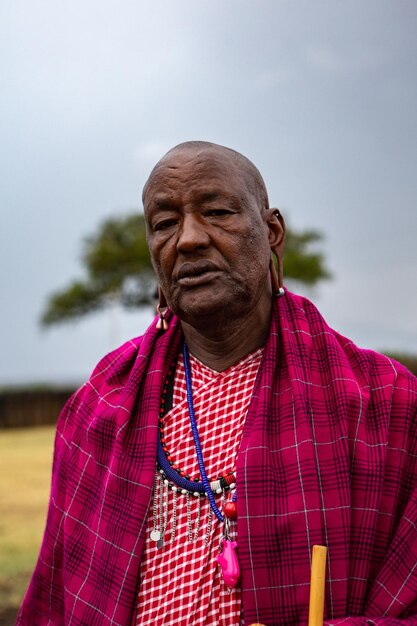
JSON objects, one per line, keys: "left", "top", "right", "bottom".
{"left": 41, "top": 213, "right": 331, "bottom": 326}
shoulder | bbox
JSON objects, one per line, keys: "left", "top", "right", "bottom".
{"left": 281, "top": 290, "right": 417, "bottom": 409}
{"left": 332, "top": 327, "right": 417, "bottom": 407}
{"left": 88, "top": 335, "right": 144, "bottom": 388}
{"left": 56, "top": 334, "right": 148, "bottom": 442}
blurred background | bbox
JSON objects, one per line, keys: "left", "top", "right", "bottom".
{"left": 1, "top": 0, "right": 416, "bottom": 622}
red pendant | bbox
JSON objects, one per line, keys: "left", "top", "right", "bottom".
{"left": 223, "top": 501, "right": 238, "bottom": 520}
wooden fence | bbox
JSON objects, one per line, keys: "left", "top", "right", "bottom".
{"left": 0, "top": 387, "right": 76, "bottom": 428}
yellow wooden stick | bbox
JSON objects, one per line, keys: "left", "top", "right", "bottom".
{"left": 308, "top": 545, "right": 327, "bottom": 626}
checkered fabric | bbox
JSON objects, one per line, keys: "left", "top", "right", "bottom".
{"left": 17, "top": 291, "right": 417, "bottom": 626}
{"left": 136, "top": 349, "right": 263, "bottom": 625}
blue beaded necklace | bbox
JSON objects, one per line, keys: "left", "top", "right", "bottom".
{"left": 156, "top": 340, "right": 240, "bottom": 587}
{"left": 182, "top": 341, "right": 225, "bottom": 523}
{"left": 156, "top": 349, "right": 238, "bottom": 499}
{"left": 182, "top": 340, "right": 240, "bottom": 588}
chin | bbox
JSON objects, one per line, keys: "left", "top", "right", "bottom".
{"left": 169, "top": 282, "right": 257, "bottom": 324}
{"left": 172, "top": 296, "right": 230, "bottom": 324}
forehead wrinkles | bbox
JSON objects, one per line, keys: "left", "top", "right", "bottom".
{"left": 143, "top": 150, "right": 251, "bottom": 210}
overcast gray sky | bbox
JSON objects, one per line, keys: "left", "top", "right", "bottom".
{"left": 1, "top": 0, "right": 416, "bottom": 385}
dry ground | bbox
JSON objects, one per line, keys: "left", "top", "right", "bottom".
{"left": 0, "top": 425, "right": 55, "bottom": 624}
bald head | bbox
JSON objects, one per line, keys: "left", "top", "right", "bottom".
{"left": 142, "top": 140, "right": 269, "bottom": 213}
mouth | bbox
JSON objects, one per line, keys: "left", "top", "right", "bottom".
{"left": 176, "top": 261, "right": 223, "bottom": 286}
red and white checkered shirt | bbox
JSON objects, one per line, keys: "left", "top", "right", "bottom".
{"left": 136, "top": 348, "right": 263, "bottom": 626}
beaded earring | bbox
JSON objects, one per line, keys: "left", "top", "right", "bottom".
{"left": 156, "top": 288, "right": 169, "bottom": 330}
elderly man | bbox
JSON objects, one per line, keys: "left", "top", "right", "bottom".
{"left": 18, "top": 142, "right": 417, "bottom": 625}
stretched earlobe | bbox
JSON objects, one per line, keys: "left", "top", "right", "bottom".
{"left": 156, "top": 287, "right": 169, "bottom": 331}
{"left": 270, "top": 255, "right": 285, "bottom": 298}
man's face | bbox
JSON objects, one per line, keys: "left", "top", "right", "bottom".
{"left": 143, "top": 148, "right": 273, "bottom": 325}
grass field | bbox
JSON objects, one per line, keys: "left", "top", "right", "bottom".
{"left": 0, "top": 425, "right": 55, "bottom": 620}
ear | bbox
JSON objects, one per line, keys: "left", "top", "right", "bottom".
{"left": 266, "top": 208, "right": 285, "bottom": 286}
{"left": 266, "top": 208, "right": 285, "bottom": 252}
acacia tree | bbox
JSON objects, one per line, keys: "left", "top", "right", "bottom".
{"left": 41, "top": 213, "right": 331, "bottom": 326}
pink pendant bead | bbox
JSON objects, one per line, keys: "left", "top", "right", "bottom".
{"left": 217, "top": 540, "right": 240, "bottom": 588}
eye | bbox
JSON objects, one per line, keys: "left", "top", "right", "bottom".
{"left": 153, "top": 219, "right": 178, "bottom": 232}
{"left": 204, "top": 209, "right": 234, "bottom": 218}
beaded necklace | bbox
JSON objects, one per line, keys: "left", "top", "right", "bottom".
{"left": 182, "top": 341, "right": 240, "bottom": 588}
{"left": 156, "top": 357, "right": 237, "bottom": 496}
{"left": 157, "top": 423, "right": 236, "bottom": 495}
{"left": 154, "top": 342, "right": 241, "bottom": 587}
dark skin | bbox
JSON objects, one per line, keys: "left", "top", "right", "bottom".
{"left": 143, "top": 145, "right": 285, "bottom": 371}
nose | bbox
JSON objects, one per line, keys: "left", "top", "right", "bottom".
{"left": 177, "top": 213, "right": 210, "bottom": 252}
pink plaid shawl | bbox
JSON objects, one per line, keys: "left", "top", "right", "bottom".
{"left": 17, "top": 291, "right": 417, "bottom": 625}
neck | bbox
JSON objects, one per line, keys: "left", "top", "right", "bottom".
{"left": 180, "top": 294, "right": 272, "bottom": 371}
